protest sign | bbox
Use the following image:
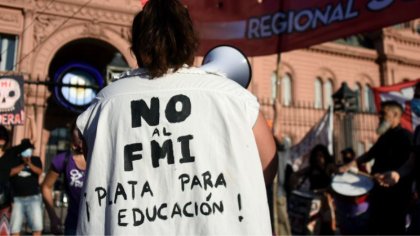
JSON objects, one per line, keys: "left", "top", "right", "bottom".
{"left": 0, "top": 75, "right": 24, "bottom": 125}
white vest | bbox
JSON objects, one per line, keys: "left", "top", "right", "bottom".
{"left": 76, "top": 67, "right": 272, "bottom": 235}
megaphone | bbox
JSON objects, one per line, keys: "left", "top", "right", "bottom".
{"left": 201, "top": 45, "right": 252, "bottom": 88}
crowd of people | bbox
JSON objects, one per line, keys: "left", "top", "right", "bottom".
{"left": 0, "top": 120, "right": 86, "bottom": 236}
{"left": 0, "top": 0, "right": 419, "bottom": 235}
{"left": 283, "top": 96, "right": 420, "bottom": 235}
{"left": 1, "top": 97, "right": 419, "bottom": 235}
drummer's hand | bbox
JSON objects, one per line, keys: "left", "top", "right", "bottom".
{"left": 374, "top": 171, "right": 400, "bottom": 187}
{"left": 337, "top": 161, "right": 355, "bottom": 173}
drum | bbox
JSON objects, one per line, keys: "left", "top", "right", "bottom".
{"left": 288, "top": 190, "right": 322, "bottom": 235}
{"left": 331, "top": 172, "right": 374, "bottom": 197}
{"left": 332, "top": 172, "right": 373, "bottom": 234}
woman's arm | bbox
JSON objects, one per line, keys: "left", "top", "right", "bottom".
{"left": 10, "top": 163, "right": 25, "bottom": 176}
{"left": 253, "top": 112, "right": 278, "bottom": 186}
{"left": 41, "top": 170, "right": 63, "bottom": 234}
{"left": 25, "top": 157, "right": 42, "bottom": 175}
{"left": 288, "top": 167, "right": 309, "bottom": 190}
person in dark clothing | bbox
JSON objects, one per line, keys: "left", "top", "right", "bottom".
{"left": 307, "top": 144, "right": 336, "bottom": 191}
{"left": 289, "top": 144, "right": 336, "bottom": 234}
{"left": 376, "top": 82, "right": 420, "bottom": 234}
{"left": 0, "top": 125, "right": 14, "bottom": 236}
{"left": 0, "top": 126, "right": 35, "bottom": 236}
{"left": 340, "top": 100, "right": 413, "bottom": 235}
{"left": 290, "top": 144, "right": 335, "bottom": 191}
{"left": 9, "top": 139, "right": 43, "bottom": 236}
{"left": 42, "top": 124, "right": 86, "bottom": 235}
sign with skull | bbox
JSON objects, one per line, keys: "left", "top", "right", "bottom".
{"left": 0, "top": 76, "right": 24, "bottom": 125}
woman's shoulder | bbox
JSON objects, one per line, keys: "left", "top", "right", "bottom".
{"left": 177, "top": 67, "right": 257, "bottom": 99}
{"left": 51, "top": 152, "right": 71, "bottom": 169}
{"left": 98, "top": 67, "right": 255, "bottom": 100}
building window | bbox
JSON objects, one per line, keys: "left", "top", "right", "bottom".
{"left": 323, "top": 79, "right": 333, "bottom": 109}
{"left": 354, "top": 83, "right": 362, "bottom": 111}
{"left": 271, "top": 72, "right": 277, "bottom": 101}
{"left": 356, "top": 141, "right": 365, "bottom": 156}
{"left": 53, "top": 63, "right": 104, "bottom": 113}
{"left": 0, "top": 34, "right": 18, "bottom": 71}
{"left": 45, "top": 127, "right": 71, "bottom": 169}
{"left": 315, "top": 78, "right": 323, "bottom": 108}
{"left": 393, "top": 23, "right": 406, "bottom": 29}
{"left": 354, "top": 83, "right": 375, "bottom": 112}
{"left": 364, "top": 85, "right": 375, "bottom": 112}
{"left": 282, "top": 73, "right": 292, "bottom": 106}
{"left": 335, "top": 34, "right": 374, "bottom": 49}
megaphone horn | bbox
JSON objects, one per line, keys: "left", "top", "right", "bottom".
{"left": 201, "top": 45, "right": 252, "bottom": 88}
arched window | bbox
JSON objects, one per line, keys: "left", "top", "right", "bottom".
{"left": 282, "top": 73, "right": 292, "bottom": 106}
{"left": 45, "top": 127, "right": 71, "bottom": 168}
{"left": 364, "top": 85, "right": 375, "bottom": 112}
{"left": 323, "top": 79, "right": 333, "bottom": 109}
{"left": 0, "top": 34, "right": 18, "bottom": 71}
{"left": 315, "top": 78, "right": 323, "bottom": 109}
{"left": 354, "top": 83, "right": 362, "bottom": 111}
{"left": 271, "top": 72, "right": 277, "bottom": 101}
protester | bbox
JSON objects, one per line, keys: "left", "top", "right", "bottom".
{"left": 407, "top": 116, "right": 420, "bottom": 234}
{"left": 340, "top": 147, "right": 368, "bottom": 173}
{"left": 9, "top": 139, "right": 43, "bottom": 236}
{"left": 42, "top": 124, "right": 86, "bottom": 235}
{"left": 376, "top": 82, "right": 420, "bottom": 187}
{"left": 75, "top": 0, "right": 277, "bottom": 234}
{"left": 288, "top": 144, "right": 336, "bottom": 235}
{"left": 0, "top": 126, "right": 21, "bottom": 236}
{"left": 375, "top": 82, "right": 420, "bottom": 234}
{"left": 290, "top": 144, "right": 335, "bottom": 191}
{"left": 0, "top": 116, "right": 36, "bottom": 236}
{"left": 0, "top": 126, "right": 13, "bottom": 236}
{"left": 407, "top": 83, "right": 420, "bottom": 236}
{"left": 339, "top": 100, "right": 413, "bottom": 235}
{"left": 273, "top": 140, "right": 292, "bottom": 236}
{"left": 334, "top": 147, "right": 369, "bottom": 235}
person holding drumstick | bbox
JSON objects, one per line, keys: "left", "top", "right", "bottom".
{"left": 376, "top": 82, "right": 420, "bottom": 234}
{"left": 339, "top": 101, "right": 413, "bottom": 235}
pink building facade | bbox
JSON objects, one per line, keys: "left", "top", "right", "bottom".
{"left": 250, "top": 22, "right": 420, "bottom": 155}
{"left": 0, "top": 0, "right": 419, "bottom": 163}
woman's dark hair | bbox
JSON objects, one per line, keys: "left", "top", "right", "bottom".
{"left": 309, "top": 144, "right": 334, "bottom": 169}
{"left": 340, "top": 147, "right": 355, "bottom": 158}
{"left": 70, "top": 121, "right": 84, "bottom": 154}
{"left": 131, "top": 0, "right": 199, "bottom": 78}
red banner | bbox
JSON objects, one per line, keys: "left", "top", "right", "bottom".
{"left": 182, "top": 0, "right": 420, "bottom": 56}
{"left": 373, "top": 79, "right": 420, "bottom": 132}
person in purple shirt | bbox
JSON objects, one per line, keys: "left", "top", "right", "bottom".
{"left": 42, "top": 124, "right": 86, "bottom": 235}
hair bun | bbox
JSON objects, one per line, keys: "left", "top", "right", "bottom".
{"left": 131, "top": 0, "right": 198, "bottom": 78}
